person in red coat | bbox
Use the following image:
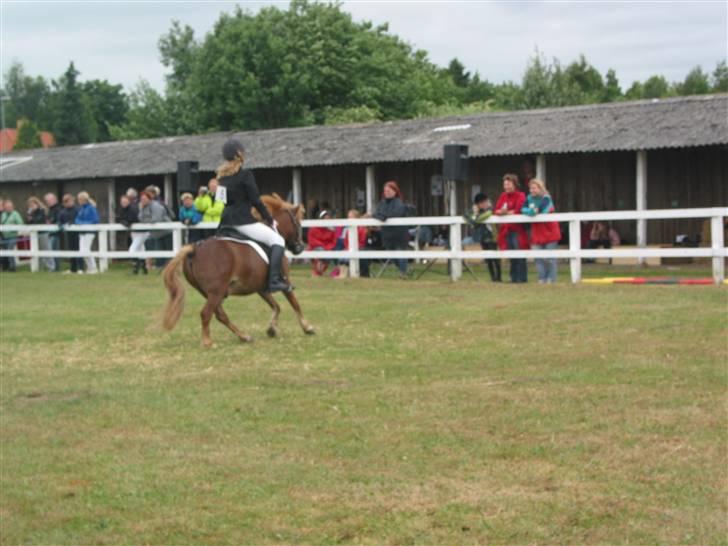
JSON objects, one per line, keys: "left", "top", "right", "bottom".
{"left": 495, "top": 173, "right": 529, "bottom": 283}
{"left": 307, "top": 210, "right": 337, "bottom": 276}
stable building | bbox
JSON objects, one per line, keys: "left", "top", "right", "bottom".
{"left": 0, "top": 93, "right": 726, "bottom": 246}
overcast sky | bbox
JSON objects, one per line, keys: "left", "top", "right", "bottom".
{"left": 1, "top": 1, "right": 726, "bottom": 93}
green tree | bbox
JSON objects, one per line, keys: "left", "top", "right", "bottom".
{"left": 603, "top": 69, "right": 621, "bottom": 102}
{"left": 643, "top": 75, "right": 670, "bottom": 98}
{"left": 624, "top": 81, "right": 644, "bottom": 100}
{"left": 82, "top": 80, "right": 128, "bottom": 142}
{"left": 1, "top": 62, "right": 53, "bottom": 129}
{"left": 13, "top": 118, "right": 42, "bottom": 149}
{"left": 710, "top": 60, "right": 728, "bottom": 92}
{"left": 52, "top": 62, "right": 95, "bottom": 145}
{"left": 563, "top": 55, "right": 605, "bottom": 103}
{"left": 447, "top": 58, "right": 471, "bottom": 87}
{"left": 675, "top": 66, "right": 711, "bottom": 95}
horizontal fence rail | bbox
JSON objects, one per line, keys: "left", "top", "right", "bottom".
{"left": 1, "top": 207, "right": 726, "bottom": 284}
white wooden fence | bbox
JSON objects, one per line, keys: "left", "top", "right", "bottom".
{"left": 1, "top": 207, "right": 726, "bottom": 284}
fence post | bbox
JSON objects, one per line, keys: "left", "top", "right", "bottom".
{"left": 98, "top": 228, "right": 108, "bottom": 273}
{"left": 347, "top": 223, "right": 359, "bottom": 278}
{"left": 28, "top": 231, "right": 39, "bottom": 272}
{"left": 569, "top": 220, "right": 581, "bottom": 283}
{"left": 711, "top": 215, "right": 725, "bottom": 285}
{"left": 172, "top": 224, "right": 183, "bottom": 254}
{"left": 450, "top": 220, "right": 462, "bottom": 281}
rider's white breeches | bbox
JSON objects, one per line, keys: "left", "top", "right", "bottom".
{"left": 235, "top": 222, "right": 284, "bottom": 247}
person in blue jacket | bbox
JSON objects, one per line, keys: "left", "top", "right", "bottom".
{"left": 178, "top": 192, "right": 203, "bottom": 243}
{"left": 74, "top": 191, "right": 100, "bottom": 274}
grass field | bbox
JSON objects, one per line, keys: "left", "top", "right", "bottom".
{"left": 1, "top": 262, "right": 726, "bottom": 545}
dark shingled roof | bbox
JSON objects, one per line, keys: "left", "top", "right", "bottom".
{"left": 1, "top": 94, "right": 726, "bottom": 183}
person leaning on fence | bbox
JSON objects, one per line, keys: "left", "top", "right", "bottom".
{"left": 464, "top": 192, "right": 501, "bottom": 282}
{"left": 194, "top": 178, "right": 225, "bottom": 238}
{"left": 374, "top": 180, "right": 416, "bottom": 278}
{"left": 462, "top": 193, "right": 499, "bottom": 280}
{"left": 138, "top": 190, "right": 170, "bottom": 271}
{"left": 44, "top": 193, "right": 62, "bottom": 272}
{"left": 117, "top": 194, "right": 146, "bottom": 275}
{"left": 179, "top": 192, "right": 203, "bottom": 243}
{"left": 1, "top": 199, "right": 24, "bottom": 272}
{"left": 495, "top": 173, "right": 529, "bottom": 283}
{"left": 26, "top": 196, "right": 55, "bottom": 272}
{"left": 307, "top": 210, "right": 337, "bottom": 276}
{"left": 74, "top": 191, "right": 100, "bottom": 274}
{"left": 59, "top": 194, "right": 83, "bottom": 274}
{"left": 521, "top": 179, "right": 561, "bottom": 284}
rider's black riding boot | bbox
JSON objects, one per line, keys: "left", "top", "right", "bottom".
{"left": 268, "top": 245, "right": 293, "bottom": 293}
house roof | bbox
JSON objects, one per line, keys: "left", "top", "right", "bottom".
{"left": 1, "top": 94, "right": 726, "bottom": 183}
{"left": 0, "top": 128, "right": 55, "bottom": 154}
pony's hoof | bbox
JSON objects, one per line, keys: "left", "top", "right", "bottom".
{"left": 240, "top": 335, "right": 253, "bottom": 343}
{"left": 304, "top": 326, "right": 316, "bottom": 335}
{"left": 202, "top": 340, "right": 214, "bottom": 349}
{"left": 266, "top": 327, "right": 278, "bottom": 338}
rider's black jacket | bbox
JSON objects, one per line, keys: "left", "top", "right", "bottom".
{"left": 218, "top": 168, "right": 273, "bottom": 227}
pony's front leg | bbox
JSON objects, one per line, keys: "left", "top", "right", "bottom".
{"left": 259, "top": 292, "right": 281, "bottom": 337}
{"left": 282, "top": 290, "right": 315, "bottom": 335}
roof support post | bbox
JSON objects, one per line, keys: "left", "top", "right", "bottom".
{"left": 164, "top": 173, "right": 174, "bottom": 210}
{"left": 292, "top": 168, "right": 302, "bottom": 205}
{"left": 636, "top": 150, "right": 647, "bottom": 265}
{"left": 366, "top": 165, "right": 376, "bottom": 214}
{"left": 536, "top": 154, "right": 546, "bottom": 182}
{"left": 107, "top": 179, "right": 116, "bottom": 251}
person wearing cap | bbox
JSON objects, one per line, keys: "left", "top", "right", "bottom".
{"left": 216, "top": 138, "right": 292, "bottom": 293}
{"left": 464, "top": 192, "right": 501, "bottom": 282}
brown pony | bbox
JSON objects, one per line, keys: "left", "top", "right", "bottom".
{"left": 162, "top": 194, "right": 315, "bottom": 346}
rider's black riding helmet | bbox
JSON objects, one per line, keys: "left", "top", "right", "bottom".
{"left": 222, "top": 138, "right": 245, "bottom": 161}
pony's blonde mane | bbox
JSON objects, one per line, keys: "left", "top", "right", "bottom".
{"left": 256, "top": 193, "right": 305, "bottom": 221}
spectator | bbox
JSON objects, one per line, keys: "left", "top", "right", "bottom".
{"left": 117, "top": 194, "right": 146, "bottom": 274}
{"left": 361, "top": 213, "right": 382, "bottom": 278}
{"left": 26, "top": 196, "right": 55, "bottom": 272}
{"left": 178, "top": 192, "right": 202, "bottom": 243}
{"left": 608, "top": 224, "right": 621, "bottom": 247}
{"left": 194, "top": 178, "right": 225, "bottom": 238}
{"left": 495, "top": 173, "right": 529, "bottom": 283}
{"left": 74, "top": 191, "right": 100, "bottom": 274}
{"left": 59, "top": 194, "right": 83, "bottom": 274}
{"left": 522, "top": 179, "right": 561, "bottom": 284}
{"left": 138, "top": 190, "right": 169, "bottom": 270}
{"left": 1, "top": 199, "right": 24, "bottom": 272}
{"left": 588, "top": 221, "right": 610, "bottom": 250}
{"left": 125, "top": 187, "right": 139, "bottom": 206}
{"left": 374, "top": 180, "right": 415, "bottom": 278}
{"left": 44, "top": 193, "right": 62, "bottom": 272}
{"left": 307, "top": 210, "right": 337, "bottom": 276}
{"left": 336, "top": 209, "right": 368, "bottom": 279}
{"left": 464, "top": 192, "right": 501, "bottom": 282}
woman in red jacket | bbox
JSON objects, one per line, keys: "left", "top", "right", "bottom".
{"left": 306, "top": 210, "right": 337, "bottom": 276}
{"left": 494, "top": 173, "right": 529, "bottom": 283}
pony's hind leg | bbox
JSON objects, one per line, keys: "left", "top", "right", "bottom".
{"left": 259, "top": 292, "right": 281, "bottom": 338}
{"left": 215, "top": 304, "right": 253, "bottom": 343}
{"left": 282, "top": 290, "right": 315, "bottom": 335}
{"left": 200, "top": 292, "right": 225, "bottom": 348}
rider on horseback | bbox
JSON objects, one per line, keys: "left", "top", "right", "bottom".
{"left": 216, "top": 138, "right": 293, "bottom": 293}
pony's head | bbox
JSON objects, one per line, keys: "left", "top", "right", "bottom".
{"left": 260, "top": 194, "right": 306, "bottom": 255}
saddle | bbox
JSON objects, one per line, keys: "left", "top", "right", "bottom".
{"left": 212, "top": 227, "right": 270, "bottom": 265}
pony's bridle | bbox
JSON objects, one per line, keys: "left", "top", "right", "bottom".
{"left": 283, "top": 208, "right": 305, "bottom": 255}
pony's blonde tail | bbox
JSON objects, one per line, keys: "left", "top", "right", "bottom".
{"left": 162, "top": 244, "right": 195, "bottom": 331}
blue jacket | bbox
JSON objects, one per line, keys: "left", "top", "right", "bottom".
{"left": 74, "top": 203, "right": 100, "bottom": 224}
{"left": 521, "top": 194, "right": 554, "bottom": 216}
{"left": 179, "top": 206, "right": 202, "bottom": 225}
